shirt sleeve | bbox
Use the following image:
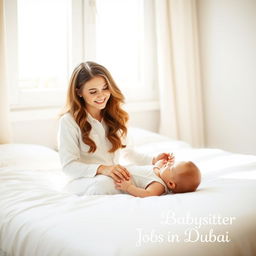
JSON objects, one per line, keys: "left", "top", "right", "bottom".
{"left": 120, "top": 130, "right": 153, "bottom": 165}
{"left": 57, "top": 114, "right": 100, "bottom": 179}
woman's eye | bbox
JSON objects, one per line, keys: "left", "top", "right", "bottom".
{"left": 90, "top": 91, "right": 96, "bottom": 94}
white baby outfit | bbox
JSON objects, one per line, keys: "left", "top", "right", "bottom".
{"left": 127, "top": 165, "right": 168, "bottom": 194}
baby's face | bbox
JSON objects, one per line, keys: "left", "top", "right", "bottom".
{"left": 160, "top": 161, "right": 201, "bottom": 193}
{"left": 159, "top": 162, "right": 187, "bottom": 190}
{"left": 159, "top": 162, "right": 176, "bottom": 188}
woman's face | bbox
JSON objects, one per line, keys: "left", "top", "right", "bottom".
{"left": 80, "top": 76, "right": 111, "bottom": 114}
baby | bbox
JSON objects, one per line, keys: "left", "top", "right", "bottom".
{"left": 115, "top": 154, "right": 201, "bottom": 197}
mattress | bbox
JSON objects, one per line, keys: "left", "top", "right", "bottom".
{"left": 0, "top": 128, "right": 256, "bottom": 256}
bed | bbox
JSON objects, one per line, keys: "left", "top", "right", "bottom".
{"left": 0, "top": 127, "right": 256, "bottom": 256}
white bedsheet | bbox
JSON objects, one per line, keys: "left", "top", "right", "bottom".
{"left": 1, "top": 134, "right": 256, "bottom": 256}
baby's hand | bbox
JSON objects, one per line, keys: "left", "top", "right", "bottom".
{"left": 115, "top": 177, "right": 133, "bottom": 192}
{"left": 154, "top": 154, "right": 175, "bottom": 169}
{"left": 154, "top": 159, "right": 166, "bottom": 169}
{"left": 153, "top": 152, "right": 175, "bottom": 165}
{"left": 166, "top": 153, "right": 175, "bottom": 166}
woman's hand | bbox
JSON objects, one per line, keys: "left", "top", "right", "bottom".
{"left": 97, "top": 164, "right": 130, "bottom": 182}
{"left": 115, "top": 177, "right": 133, "bottom": 192}
{"left": 152, "top": 152, "right": 174, "bottom": 165}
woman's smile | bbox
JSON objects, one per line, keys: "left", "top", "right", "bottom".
{"left": 95, "top": 98, "right": 106, "bottom": 104}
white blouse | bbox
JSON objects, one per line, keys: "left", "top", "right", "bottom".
{"left": 57, "top": 112, "right": 152, "bottom": 180}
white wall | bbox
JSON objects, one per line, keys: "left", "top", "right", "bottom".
{"left": 10, "top": 107, "right": 159, "bottom": 150}
{"left": 198, "top": 0, "right": 256, "bottom": 154}
{"left": 10, "top": 0, "right": 256, "bottom": 155}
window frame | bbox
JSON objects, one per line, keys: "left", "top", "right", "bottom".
{"left": 6, "top": 0, "right": 85, "bottom": 109}
{"left": 93, "top": 0, "right": 158, "bottom": 102}
{"left": 5, "top": 0, "right": 158, "bottom": 110}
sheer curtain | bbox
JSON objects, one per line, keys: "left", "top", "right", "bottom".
{"left": 0, "top": 0, "right": 11, "bottom": 143}
{"left": 154, "top": 0, "right": 204, "bottom": 147}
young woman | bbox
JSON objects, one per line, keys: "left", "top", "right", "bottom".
{"left": 58, "top": 61, "right": 170, "bottom": 195}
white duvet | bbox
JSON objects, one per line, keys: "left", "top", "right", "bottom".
{"left": 1, "top": 128, "right": 256, "bottom": 256}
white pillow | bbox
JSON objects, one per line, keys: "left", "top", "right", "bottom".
{"left": 129, "top": 127, "right": 191, "bottom": 147}
{"left": 0, "top": 144, "right": 61, "bottom": 170}
{"left": 128, "top": 127, "right": 170, "bottom": 146}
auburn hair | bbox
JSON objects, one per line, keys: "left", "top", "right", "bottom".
{"left": 61, "top": 61, "right": 129, "bottom": 153}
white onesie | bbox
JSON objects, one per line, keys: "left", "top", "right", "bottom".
{"left": 126, "top": 165, "right": 169, "bottom": 194}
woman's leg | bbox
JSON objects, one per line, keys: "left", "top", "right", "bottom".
{"left": 91, "top": 175, "right": 122, "bottom": 195}
{"left": 63, "top": 175, "right": 122, "bottom": 195}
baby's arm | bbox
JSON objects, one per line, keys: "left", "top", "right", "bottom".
{"left": 115, "top": 178, "right": 165, "bottom": 197}
{"left": 154, "top": 154, "right": 175, "bottom": 169}
{"left": 152, "top": 152, "right": 174, "bottom": 165}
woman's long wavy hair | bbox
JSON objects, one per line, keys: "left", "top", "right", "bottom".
{"left": 61, "top": 61, "right": 129, "bottom": 153}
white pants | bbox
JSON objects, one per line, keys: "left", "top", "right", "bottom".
{"left": 63, "top": 175, "right": 122, "bottom": 196}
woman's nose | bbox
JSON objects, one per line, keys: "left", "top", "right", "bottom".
{"left": 97, "top": 90, "right": 107, "bottom": 97}
{"left": 96, "top": 91, "right": 103, "bottom": 97}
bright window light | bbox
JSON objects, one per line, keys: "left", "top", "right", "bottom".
{"left": 95, "top": 0, "right": 145, "bottom": 93}
{"left": 17, "top": 0, "right": 70, "bottom": 89}
{"left": 6, "top": 0, "right": 156, "bottom": 107}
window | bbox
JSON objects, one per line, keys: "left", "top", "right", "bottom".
{"left": 6, "top": 0, "right": 84, "bottom": 108}
{"left": 5, "top": 0, "right": 157, "bottom": 109}
{"left": 94, "top": 0, "right": 157, "bottom": 101}
{"left": 17, "top": 0, "right": 69, "bottom": 90}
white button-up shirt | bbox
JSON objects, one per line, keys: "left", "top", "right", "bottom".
{"left": 57, "top": 112, "right": 152, "bottom": 180}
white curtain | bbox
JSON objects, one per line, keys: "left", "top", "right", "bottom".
{"left": 154, "top": 0, "right": 204, "bottom": 147}
{"left": 0, "top": 0, "right": 11, "bottom": 143}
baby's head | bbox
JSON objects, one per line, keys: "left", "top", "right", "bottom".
{"left": 159, "top": 161, "right": 201, "bottom": 193}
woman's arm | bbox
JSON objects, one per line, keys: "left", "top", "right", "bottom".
{"left": 120, "top": 131, "right": 172, "bottom": 165}
{"left": 58, "top": 114, "right": 130, "bottom": 181}
{"left": 58, "top": 114, "right": 100, "bottom": 179}
{"left": 97, "top": 164, "right": 130, "bottom": 182}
